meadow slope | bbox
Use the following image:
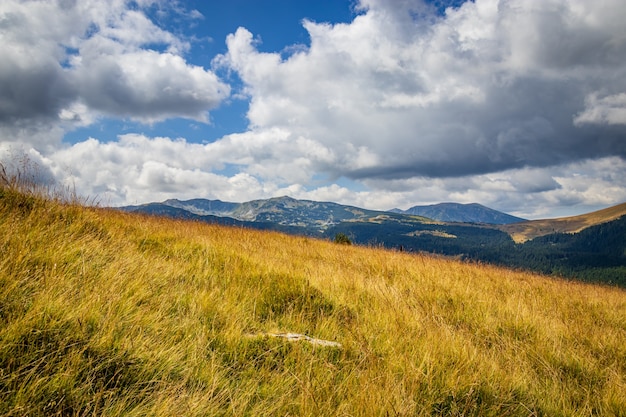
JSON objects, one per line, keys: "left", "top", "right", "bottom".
{"left": 500, "top": 202, "right": 626, "bottom": 243}
{"left": 1, "top": 186, "right": 626, "bottom": 416}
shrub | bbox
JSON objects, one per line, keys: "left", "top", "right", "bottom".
{"left": 333, "top": 233, "right": 352, "bottom": 245}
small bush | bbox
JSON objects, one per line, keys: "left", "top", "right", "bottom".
{"left": 333, "top": 233, "right": 352, "bottom": 245}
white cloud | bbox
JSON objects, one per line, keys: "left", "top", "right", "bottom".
{"left": 218, "top": 0, "right": 626, "bottom": 181}
{"left": 73, "top": 45, "right": 229, "bottom": 122}
{"left": 0, "top": 0, "right": 229, "bottom": 148}
{"left": 35, "top": 133, "right": 625, "bottom": 219}
{"left": 44, "top": 130, "right": 341, "bottom": 204}
{"left": 574, "top": 93, "right": 626, "bottom": 126}
{"left": 45, "top": 135, "right": 265, "bottom": 205}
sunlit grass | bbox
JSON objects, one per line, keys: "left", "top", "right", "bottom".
{"left": 1, "top": 183, "right": 625, "bottom": 416}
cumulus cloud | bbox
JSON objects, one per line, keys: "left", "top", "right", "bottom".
{"left": 0, "top": 0, "right": 229, "bottom": 148}
{"left": 46, "top": 135, "right": 265, "bottom": 204}
{"left": 218, "top": 0, "right": 626, "bottom": 181}
{"left": 358, "top": 156, "right": 626, "bottom": 218}
{"left": 73, "top": 46, "right": 228, "bottom": 122}
{"left": 44, "top": 131, "right": 339, "bottom": 204}
{"left": 574, "top": 93, "right": 626, "bottom": 126}
{"left": 36, "top": 132, "right": 624, "bottom": 219}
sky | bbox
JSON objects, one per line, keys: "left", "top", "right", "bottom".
{"left": 1, "top": 0, "right": 626, "bottom": 219}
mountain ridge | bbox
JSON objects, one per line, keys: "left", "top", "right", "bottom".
{"left": 392, "top": 202, "right": 525, "bottom": 224}
{"left": 123, "top": 196, "right": 520, "bottom": 226}
{"left": 499, "top": 201, "right": 626, "bottom": 243}
{"left": 123, "top": 195, "right": 428, "bottom": 230}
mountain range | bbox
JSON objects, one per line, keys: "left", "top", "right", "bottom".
{"left": 122, "top": 196, "right": 426, "bottom": 231}
{"left": 122, "top": 196, "right": 521, "bottom": 228}
{"left": 391, "top": 202, "right": 525, "bottom": 224}
{"left": 119, "top": 197, "right": 626, "bottom": 286}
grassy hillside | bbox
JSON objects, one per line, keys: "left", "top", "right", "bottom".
{"left": 1, "top": 186, "right": 626, "bottom": 416}
{"left": 500, "top": 202, "right": 626, "bottom": 243}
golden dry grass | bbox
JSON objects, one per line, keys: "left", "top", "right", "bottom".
{"left": 1, "top": 186, "right": 626, "bottom": 416}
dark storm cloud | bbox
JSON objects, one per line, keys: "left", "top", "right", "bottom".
{"left": 0, "top": 62, "right": 75, "bottom": 122}
{"left": 0, "top": 6, "right": 76, "bottom": 123}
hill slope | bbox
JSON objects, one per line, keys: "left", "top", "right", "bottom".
{"left": 393, "top": 202, "right": 525, "bottom": 224}
{"left": 499, "top": 202, "right": 626, "bottom": 242}
{"left": 499, "top": 215, "right": 626, "bottom": 285}
{"left": 2, "top": 187, "right": 626, "bottom": 416}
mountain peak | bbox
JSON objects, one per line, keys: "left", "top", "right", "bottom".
{"left": 161, "top": 198, "right": 238, "bottom": 216}
{"left": 396, "top": 202, "right": 525, "bottom": 224}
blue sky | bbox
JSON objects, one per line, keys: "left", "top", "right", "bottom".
{"left": 2, "top": 0, "right": 626, "bottom": 218}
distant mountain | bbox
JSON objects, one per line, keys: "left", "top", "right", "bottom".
{"left": 227, "top": 196, "right": 385, "bottom": 227}
{"left": 162, "top": 198, "right": 238, "bottom": 216}
{"left": 120, "top": 202, "right": 241, "bottom": 224}
{"left": 499, "top": 202, "right": 626, "bottom": 243}
{"left": 391, "top": 202, "right": 525, "bottom": 224}
{"left": 121, "top": 196, "right": 420, "bottom": 232}
{"left": 119, "top": 200, "right": 314, "bottom": 235}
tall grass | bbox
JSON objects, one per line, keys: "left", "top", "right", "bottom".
{"left": 1, "top": 181, "right": 625, "bottom": 415}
